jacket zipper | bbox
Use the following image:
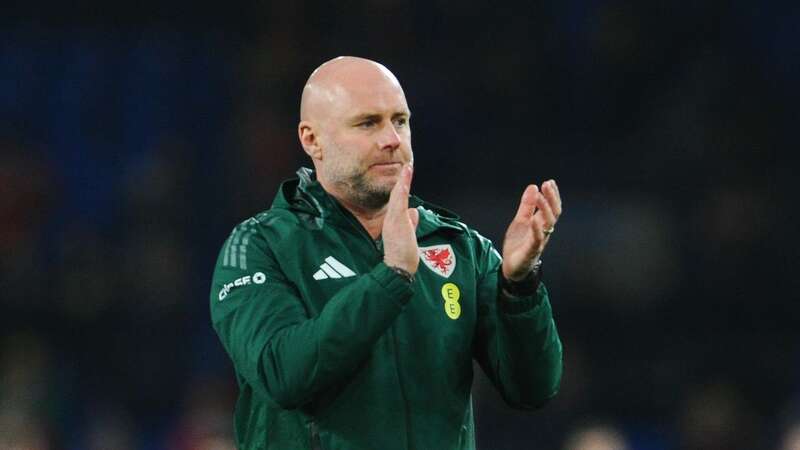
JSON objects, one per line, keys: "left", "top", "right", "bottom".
{"left": 342, "top": 211, "right": 415, "bottom": 449}
{"left": 390, "top": 326, "right": 415, "bottom": 450}
{"left": 310, "top": 421, "right": 322, "bottom": 450}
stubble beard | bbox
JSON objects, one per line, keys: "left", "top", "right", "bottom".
{"left": 323, "top": 139, "right": 411, "bottom": 212}
{"left": 347, "top": 171, "right": 392, "bottom": 210}
{"left": 326, "top": 155, "right": 393, "bottom": 211}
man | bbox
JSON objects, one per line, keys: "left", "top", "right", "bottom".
{"left": 210, "top": 56, "right": 563, "bottom": 450}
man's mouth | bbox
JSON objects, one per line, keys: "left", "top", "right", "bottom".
{"left": 370, "top": 162, "right": 402, "bottom": 168}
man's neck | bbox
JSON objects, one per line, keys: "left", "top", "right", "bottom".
{"left": 334, "top": 195, "right": 387, "bottom": 240}
{"left": 316, "top": 172, "right": 388, "bottom": 239}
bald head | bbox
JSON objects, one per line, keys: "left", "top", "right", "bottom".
{"left": 300, "top": 56, "right": 406, "bottom": 122}
{"left": 297, "top": 56, "right": 413, "bottom": 211}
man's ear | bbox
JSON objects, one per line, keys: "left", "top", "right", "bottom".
{"left": 298, "top": 121, "right": 323, "bottom": 160}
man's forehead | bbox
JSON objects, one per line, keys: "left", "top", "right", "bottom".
{"left": 338, "top": 83, "right": 410, "bottom": 119}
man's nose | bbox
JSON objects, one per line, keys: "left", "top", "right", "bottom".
{"left": 377, "top": 123, "right": 401, "bottom": 150}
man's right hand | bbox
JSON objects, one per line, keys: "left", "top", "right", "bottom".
{"left": 382, "top": 164, "right": 420, "bottom": 274}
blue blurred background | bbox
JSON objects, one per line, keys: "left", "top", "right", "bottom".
{"left": 1, "top": 1, "right": 798, "bottom": 449}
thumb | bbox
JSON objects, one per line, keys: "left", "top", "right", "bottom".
{"left": 387, "top": 165, "right": 412, "bottom": 214}
{"left": 407, "top": 207, "right": 420, "bottom": 230}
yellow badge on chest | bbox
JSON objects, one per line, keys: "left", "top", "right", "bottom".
{"left": 441, "top": 283, "right": 461, "bottom": 320}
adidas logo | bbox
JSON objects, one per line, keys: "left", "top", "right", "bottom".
{"left": 313, "top": 256, "right": 357, "bottom": 280}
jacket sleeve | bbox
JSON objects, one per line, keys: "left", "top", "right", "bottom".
{"left": 470, "top": 230, "right": 563, "bottom": 409}
{"left": 210, "top": 223, "right": 413, "bottom": 409}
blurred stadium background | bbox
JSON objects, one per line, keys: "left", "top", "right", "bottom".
{"left": 1, "top": 1, "right": 798, "bottom": 449}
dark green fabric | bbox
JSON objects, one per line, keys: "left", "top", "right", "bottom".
{"left": 210, "top": 168, "right": 563, "bottom": 450}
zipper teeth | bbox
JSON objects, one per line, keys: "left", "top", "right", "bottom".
{"left": 342, "top": 204, "right": 414, "bottom": 447}
{"left": 310, "top": 421, "right": 321, "bottom": 450}
{"left": 391, "top": 327, "right": 414, "bottom": 450}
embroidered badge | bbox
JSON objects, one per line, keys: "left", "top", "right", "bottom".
{"left": 418, "top": 244, "right": 456, "bottom": 278}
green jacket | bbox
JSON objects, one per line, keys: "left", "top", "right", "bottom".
{"left": 210, "top": 168, "right": 562, "bottom": 450}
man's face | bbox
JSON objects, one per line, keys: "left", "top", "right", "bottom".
{"left": 318, "top": 77, "right": 413, "bottom": 210}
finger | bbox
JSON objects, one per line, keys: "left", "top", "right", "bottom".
{"left": 407, "top": 207, "right": 420, "bottom": 230}
{"left": 535, "top": 193, "right": 556, "bottom": 231}
{"left": 530, "top": 214, "right": 547, "bottom": 244}
{"left": 542, "top": 180, "right": 562, "bottom": 218}
{"left": 513, "top": 184, "right": 539, "bottom": 222}
{"left": 387, "top": 165, "right": 412, "bottom": 215}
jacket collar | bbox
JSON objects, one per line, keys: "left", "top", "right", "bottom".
{"left": 272, "top": 167, "right": 464, "bottom": 238}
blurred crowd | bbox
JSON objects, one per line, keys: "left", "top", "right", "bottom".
{"left": 1, "top": 1, "right": 798, "bottom": 449}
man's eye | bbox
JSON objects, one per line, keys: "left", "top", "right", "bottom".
{"left": 357, "top": 120, "right": 375, "bottom": 128}
{"left": 393, "top": 117, "right": 407, "bottom": 127}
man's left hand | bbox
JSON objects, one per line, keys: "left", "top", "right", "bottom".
{"left": 501, "top": 180, "right": 562, "bottom": 281}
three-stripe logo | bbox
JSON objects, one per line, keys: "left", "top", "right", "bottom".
{"left": 223, "top": 220, "right": 258, "bottom": 270}
{"left": 313, "top": 256, "right": 357, "bottom": 280}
